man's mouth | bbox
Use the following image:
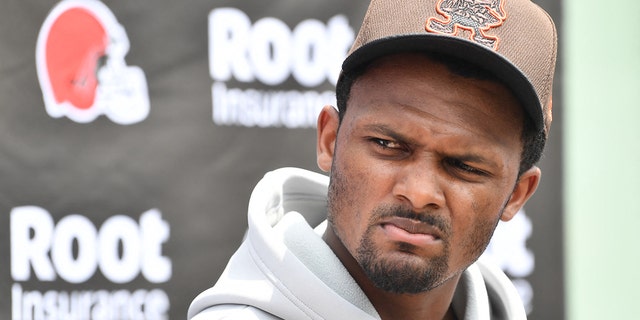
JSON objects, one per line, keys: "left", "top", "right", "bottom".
{"left": 379, "top": 216, "right": 442, "bottom": 247}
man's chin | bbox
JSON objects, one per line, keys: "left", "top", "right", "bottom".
{"left": 359, "top": 255, "right": 448, "bottom": 294}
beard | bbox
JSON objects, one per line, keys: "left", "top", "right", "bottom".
{"left": 355, "top": 205, "right": 451, "bottom": 294}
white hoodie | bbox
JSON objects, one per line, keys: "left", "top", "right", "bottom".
{"left": 188, "top": 168, "right": 527, "bottom": 320}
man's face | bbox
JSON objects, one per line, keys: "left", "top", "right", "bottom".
{"left": 318, "top": 53, "right": 537, "bottom": 294}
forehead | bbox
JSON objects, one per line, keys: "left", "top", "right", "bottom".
{"left": 345, "top": 53, "right": 524, "bottom": 145}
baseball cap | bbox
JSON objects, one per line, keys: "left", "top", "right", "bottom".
{"left": 340, "top": 0, "right": 557, "bottom": 135}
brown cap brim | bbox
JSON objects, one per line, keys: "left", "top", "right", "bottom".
{"left": 340, "top": 33, "right": 543, "bottom": 132}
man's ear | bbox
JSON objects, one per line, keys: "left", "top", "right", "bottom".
{"left": 500, "top": 166, "right": 541, "bottom": 222}
{"left": 317, "top": 105, "right": 339, "bottom": 172}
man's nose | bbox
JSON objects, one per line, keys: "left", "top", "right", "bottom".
{"left": 391, "top": 161, "right": 445, "bottom": 211}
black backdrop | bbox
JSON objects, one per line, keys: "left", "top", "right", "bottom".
{"left": 0, "top": 0, "right": 564, "bottom": 319}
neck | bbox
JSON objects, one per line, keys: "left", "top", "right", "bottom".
{"left": 323, "top": 226, "right": 461, "bottom": 320}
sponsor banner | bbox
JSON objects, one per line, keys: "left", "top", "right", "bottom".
{"left": 0, "top": 0, "right": 564, "bottom": 319}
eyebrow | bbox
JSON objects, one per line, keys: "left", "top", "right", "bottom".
{"left": 362, "top": 123, "right": 417, "bottom": 145}
{"left": 451, "top": 154, "right": 495, "bottom": 165}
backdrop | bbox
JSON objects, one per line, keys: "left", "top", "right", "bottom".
{"left": 0, "top": 0, "right": 564, "bottom": 319}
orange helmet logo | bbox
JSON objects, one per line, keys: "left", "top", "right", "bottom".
{"left": 36, "top": 0, "right": 149, "bottom": 124}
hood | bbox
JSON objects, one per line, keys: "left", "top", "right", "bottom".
{"left": 188, "top": 168, "right": 379, "bottom": 319}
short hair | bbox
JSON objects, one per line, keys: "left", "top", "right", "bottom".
{"left": 335, "top": 52, "right": 546, "bottom": 176}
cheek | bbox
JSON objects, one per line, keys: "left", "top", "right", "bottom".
{"left": 448, "top": 189, "right": 505, "bottom": 265}
{"left": 327, "top": 151, "right": 381, "bottom": 249}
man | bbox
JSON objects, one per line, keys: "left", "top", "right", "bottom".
{"left": 189, "top": 0, "right": 557, "bottom": 318}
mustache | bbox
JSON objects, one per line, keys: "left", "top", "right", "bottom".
{"left": 371, "top": 205, "right": 450, "bottom": 234}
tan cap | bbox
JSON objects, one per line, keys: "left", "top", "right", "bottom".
{"left": 341, "top": 0, "right": 557, "bottom": 135}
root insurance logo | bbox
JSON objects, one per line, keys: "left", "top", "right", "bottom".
{"left": 208, "top": 8, "right": 355, "bottom": 128}
{"left": 10, "top": 207, "right": 172, "bottom": 320}
{"left": 36, "top": 0, "right": 149, "bottom": 125}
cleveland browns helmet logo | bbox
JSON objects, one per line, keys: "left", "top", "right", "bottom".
{"left": 426, "top": 0, "right": 507, "bottom": 50}
{"left": 36, "top": 0, "right": 149, "bottom": 124}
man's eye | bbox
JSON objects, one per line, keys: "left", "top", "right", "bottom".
{"left": 371, "top": 138, "right": 400, "bottom": 149}
{"left": 446, "top": 158, "right": 486, "bottom": 176}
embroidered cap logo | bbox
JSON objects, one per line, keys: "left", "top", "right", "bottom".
{"left": 426, "top": 0, "right": 507, "bottom": 50}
